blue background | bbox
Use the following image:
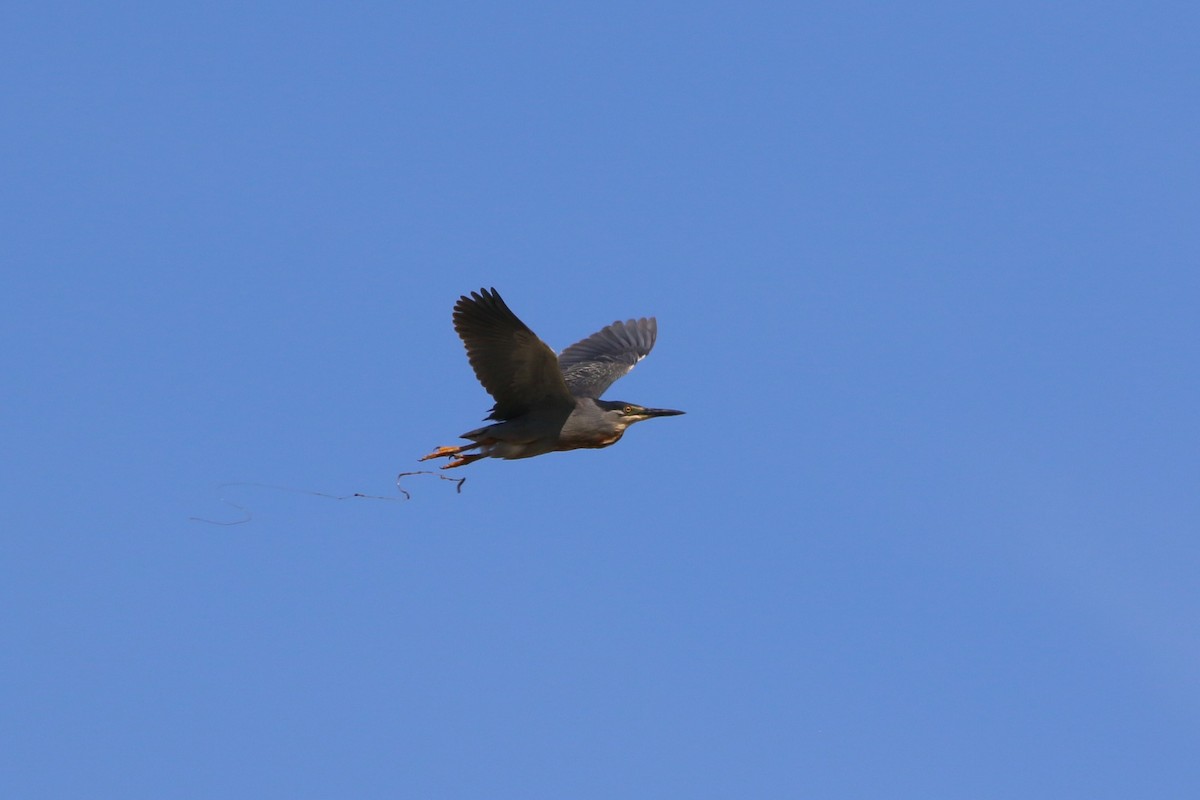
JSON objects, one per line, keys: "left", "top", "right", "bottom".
{"left": 4, "top": 2, "right": 1198, "bottom": 797}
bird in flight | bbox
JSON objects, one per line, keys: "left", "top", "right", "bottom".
{"left": 420, "top": 288, "right": 684, "bottom": 469}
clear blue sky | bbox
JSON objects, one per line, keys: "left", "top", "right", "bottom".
{"left": 4, "top": 2, "right": 1198, "bottom": 797}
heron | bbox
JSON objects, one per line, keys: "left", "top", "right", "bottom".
{"left": 420, "top": 288, "right": 684, "bottom": 468}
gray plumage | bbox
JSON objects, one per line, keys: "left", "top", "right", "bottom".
{"left": 421, "top": 288, "right": 683, "bottom": 468}
{"left": 451, "top": 287, "right": 573, "bottom": 421}
{"left": 559, "top": 317, "right": 657, "bottom": 398}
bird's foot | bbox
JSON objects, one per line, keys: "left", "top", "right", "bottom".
{"left": 443, "top": 452, "right": 487, "bottom": 469}
{"left": 419, "top": 445, "right": 462, "bottom": 462}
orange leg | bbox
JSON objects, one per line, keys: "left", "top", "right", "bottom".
{"left": 419, "top": 445, "right": 464, "bottom": 462}
{"left": 444, "top": 452, "right": 487, "bottom": 469}
{"left": 420, "top": 442, "right": 487, "bottom": 468}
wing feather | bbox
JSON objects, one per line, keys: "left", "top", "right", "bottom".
{"left": 452, "top": 288, "right": 574, "bottom": 420}
{"left": 558, "top": 318, "right": 658, "bottom": 398}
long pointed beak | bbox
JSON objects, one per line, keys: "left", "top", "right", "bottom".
{"left": 645, "top": 408, "right": 685, "bottom": 418}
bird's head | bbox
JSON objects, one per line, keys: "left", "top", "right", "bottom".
{"left": 596, "top": 399, "right": 685, "bottom": 431}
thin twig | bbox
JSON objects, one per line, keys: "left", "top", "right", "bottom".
{"left": 396, "top": 470, "right": 466, "bottom": 499}
{"left": 189, "top": 473, "right": 465, "bottom": 525}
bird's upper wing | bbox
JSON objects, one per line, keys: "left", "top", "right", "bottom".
{"left": 452, "top": 288, "right": 574, "bottom": 420}
{"left": 558, "top": 317, "right": 657, "bottom": 398}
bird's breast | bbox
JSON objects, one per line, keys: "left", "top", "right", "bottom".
{"left": 556, "top": 427, "right": 626, "bottom": 451}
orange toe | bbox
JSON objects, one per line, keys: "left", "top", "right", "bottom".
{"left": 420, "top": 445, "right": 460, "bottom": 462}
